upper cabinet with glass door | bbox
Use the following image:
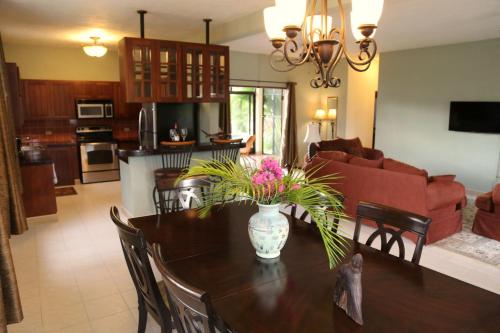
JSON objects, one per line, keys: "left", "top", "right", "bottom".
{"left": 119, "top": 38, "right": 229, "bottom": 103}
{"left": 205, "top": 45, "right": 229, "bottom": 103}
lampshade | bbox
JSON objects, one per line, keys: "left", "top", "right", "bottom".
{"left": 351, "top": 0, "right": 384, "bottom": 26}
{"left": 304, "top": 122, "right": 322, "bottom": 143}
{"left": 305, "top": 15, "right": 333, "bottom": 43}
{"left": 350, "top": 11, "right": 377, "bottom": 41}
{"left": 264, "top": 6, "right": 286, "bottom": 40}
{"left": 276, "top": 0, "right": 306, "bottom": 28}
{"left": 83, "top": 37, "right": 108, "bottom": 58}
{"left": 327, "top": 108, "right": 337, "bottom": 120}
{"left": 314, "top": 109, "right": 326, "bottom": 120}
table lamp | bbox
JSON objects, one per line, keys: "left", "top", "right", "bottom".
{"left": 304, "top": 122, "right": 322, "bottom": 144}
{"left": 328, "top": 108, "right": 337, "bottom": 139}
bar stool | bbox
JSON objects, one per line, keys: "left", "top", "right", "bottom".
{"left": 211, "top": 138, "right": 242, "bottom": 164}
{"left": 154, "top": 140, "right": 195, "bottom": 214}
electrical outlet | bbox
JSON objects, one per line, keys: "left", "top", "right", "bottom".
{"left": 124, "top": 127, "right": 130, "bottom": 132}
{"left": 45, "top": 130, "right": 53, "bottom": 135}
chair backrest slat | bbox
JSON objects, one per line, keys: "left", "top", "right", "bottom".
{"left": 211, "top": 143, "right": 240, "bottom": 164}
{"left": 160, "top": 143, "right": 194, "bottom": 170}
{"left": 354, "top": 201, "right": 431, "bottom": 264}
{"left": 109, "top": 207, "right": 171, "bottom": 329}
{"left": 152, "top": 244, "right": 231, "bottom": 333}
{"left": 153, "top": 177, "right": 211, "bottom": 214}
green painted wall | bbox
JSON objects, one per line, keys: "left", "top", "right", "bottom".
{"left": 376, "top": 38, "right": 500, "bottom": 191}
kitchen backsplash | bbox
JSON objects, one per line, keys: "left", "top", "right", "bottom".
{"left": 18, "top": 118, "right": 138, "bottom": 144}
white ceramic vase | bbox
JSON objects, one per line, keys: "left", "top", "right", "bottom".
{"left": 248, "top": 203, "right": 289, "bottom": 259}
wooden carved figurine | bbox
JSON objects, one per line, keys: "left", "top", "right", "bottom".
{"left": 333, "top": 253, "right": 363, "bottom": 325}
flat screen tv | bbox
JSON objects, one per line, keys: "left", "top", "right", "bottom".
{"left": 449, "top": 101, "right": 500, "bottom": 134}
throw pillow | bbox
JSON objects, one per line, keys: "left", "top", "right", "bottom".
{"left": 317, "top": 150, "right": 350, "bottom": 163}
{"left": 349, "top": 156, "right": 383, "bottom": 168}
{"left": 383, "top": 158, "right": 428, "bottom": 178}
{"left": 429, "top": 175, "right": 456, "bottom": 183}
{"left": 319, "top": 137, "right": 364, "bottom": 157}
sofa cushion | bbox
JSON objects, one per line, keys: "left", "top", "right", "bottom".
{"left": 349, "top": 156, "right": 383, "bottom": 168}
{"left": 426, "top": 180, "right": 465, "bottom": 210}
{"left": 475, "top": 192, "right": 493, "bottom": 212}
{"left": 317, "top": 150, "right": 350, "bottom": 163}
{"left": 383, "top": 158, "right": 428, "bottom": 178}
{"left": 429, "top": 175, "right": 456, "bottom": 183}
{"left": 318, "top": 137, "right": 365, "bottom": 157}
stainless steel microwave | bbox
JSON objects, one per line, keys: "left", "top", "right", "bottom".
{"left": 76, "top": 99, "right": 113, "bottom": 119}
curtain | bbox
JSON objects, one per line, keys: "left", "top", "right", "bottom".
{"left": 0, "top": 34, "right": 26, "bottom": 332}
{"left": 280, "top": 82, "right": 297, "bottom": 168}
{"left": 218, "top": 102, "right": 231, "bottom": 134}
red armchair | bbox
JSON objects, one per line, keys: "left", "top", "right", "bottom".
{"left": 472, "top": 184, "right": 500, "bottom": 241}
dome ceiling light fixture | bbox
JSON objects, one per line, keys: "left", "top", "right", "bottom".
{"left": 83, "top": 36, "right": 108, "bottom": 58}
{"left": 263, "top": 0, "right": 383, "bottom": 88}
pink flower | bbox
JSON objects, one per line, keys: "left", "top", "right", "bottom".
{"left": 291, "top": 184, "right": 301, "bottom": 190}
{"left": 278, "top": 184, "right": 285, "bottom": 193}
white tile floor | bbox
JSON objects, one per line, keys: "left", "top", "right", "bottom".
{"left": 8, "top": 181, "right": 500, "bottom": 332}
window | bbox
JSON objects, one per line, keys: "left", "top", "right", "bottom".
{"left": 230, "top": 86, "right": 286, "bottom": 156}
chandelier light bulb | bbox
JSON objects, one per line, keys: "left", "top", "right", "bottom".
{"left": 351, "top": 11, "right": 376, "bottom": 41}
{"left": 264, "top": 6, "right": 286, "bottom": 42}
{"left": 352, "top": 0, "right": 384, "bottom": 26}
{"left": 276, "top": 0, "right": 307, "bottom": 29}
{"left": 83, "top": 37, "right": 108, "bottom": 57}
{"left": 305, "top": 15, "right": 333, "bottom": 43}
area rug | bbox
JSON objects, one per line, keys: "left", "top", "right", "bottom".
{"left": 435, "top": 199, "right": 500, "bottom": 268}
{"left": 55, "top": 187, "right": 77, "bottom": 197}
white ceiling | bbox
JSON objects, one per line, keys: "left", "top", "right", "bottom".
{"left": 0, "top": 0, "right": 274, "bottom": 46}
{"left": 1, "top": 0, "right": 500, "bottom": 53}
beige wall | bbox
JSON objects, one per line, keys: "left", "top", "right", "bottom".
{"left": 345, "top": 55, "right": 379, "bottom": 147}
{"left": 4, "top": 43, "right": 119, "bottom": 81}
{"left": 377, "top": 38, "right": 500, "bottom": 191}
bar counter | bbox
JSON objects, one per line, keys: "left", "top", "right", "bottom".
{"left": 119, "top": 141, "right": 245, "bottom": 217}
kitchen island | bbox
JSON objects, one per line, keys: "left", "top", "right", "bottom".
{"left": 118, "top": 142, "right": 244, "bottom": 217}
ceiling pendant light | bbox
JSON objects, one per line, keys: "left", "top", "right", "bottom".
{"left": 83, "top": 37, "right": 108, "bottom": 58}
{"left": 264, "top": 0, "right": 384, "bottom": 88}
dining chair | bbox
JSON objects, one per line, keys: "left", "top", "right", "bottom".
{"left": 152, "top": 243, "right": 232, "bottom": 333}
{"left": 109, "top": 207, "right": 173, "bottom": 333}
{"left": 153, "top": 177, "right": 211, "bottom": 214}
{"left": 288, "top": 193, "right": 344, "bottom": 233}
{"left": 354, "top": 201, "right": 431, "bottom": 264}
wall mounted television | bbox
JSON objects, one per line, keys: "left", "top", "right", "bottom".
{"left": 449, "top": 101, "right": 500, "bottom": 134}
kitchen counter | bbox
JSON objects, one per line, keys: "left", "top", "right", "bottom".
{"left": 19, "top": 150, "right": 53, "bottom": 166}
{"left": 117, "top": 141, "right": 245, "bottom": 163}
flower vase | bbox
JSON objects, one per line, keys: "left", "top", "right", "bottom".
{"left": 248, "top": 203, "right": 289, "bottom": 259}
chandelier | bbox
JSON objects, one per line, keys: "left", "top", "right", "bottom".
{"left": 263, "top": 0, "right": 383, "bottom": 88}
{"left": 83, "top": 37, "right": 108, "bottom": 58}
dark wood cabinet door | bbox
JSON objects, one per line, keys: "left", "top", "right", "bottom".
{"left": 45, "top": 145, "right": 78, "bottom": 186}
{"left": 23, "top": 80, "right": 75, "bottom": 120}
{"left": 157, "top": 41, "right": 182, "bottom": 102}
{"left": 119, "top": 38, "right": 156, "bottom": 103}
{"left": 205, "top": 45, "right": 229, "bottom": 103}
{"left": 182, "top": 45, "right": 205, "bottom": 102}
{"left": 5, "top": 63, "right": 24, "bottom": 130}
{"left": 113, "top": 82, "right": 142, "bottom": 119}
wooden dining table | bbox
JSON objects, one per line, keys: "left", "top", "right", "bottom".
{"left": 129, "top": 202, "right": 500, "bottom": 333}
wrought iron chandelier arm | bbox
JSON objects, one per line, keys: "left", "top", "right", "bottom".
{"left": 343, "top": 38, "right": 378, "bottom": 69}
{"left": 283, "top": 39, "right": 311, "bottom": 66}
{"left": 269, "top": 49, "right": 297, "bottom": 72}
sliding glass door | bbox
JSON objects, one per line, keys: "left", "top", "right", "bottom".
{"left": 262, "top": 88, "right": 284, "bottom": 155}
{"left": 230, "top": 87, "right": 255, "bottom": 140}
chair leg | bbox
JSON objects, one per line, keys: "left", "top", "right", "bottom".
{"left": 137, "top": 299, "right": 148, "bottom": 333}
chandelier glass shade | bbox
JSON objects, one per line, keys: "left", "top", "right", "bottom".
{"left": 264, "top": 0, "right": 383, "bottom": 88}
{"left": 83, "top": 37, "right": 108, "bottom": 58}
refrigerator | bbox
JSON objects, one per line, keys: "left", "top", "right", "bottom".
{"left": 138, "top": 103, "right": 157, "bottom": 149}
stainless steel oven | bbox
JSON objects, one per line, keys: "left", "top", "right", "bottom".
{"left": 77, "top": 126, "right": 120, "bottom": 183}
{"left": 76, "top": 99, "right": 113, "bottom": 119}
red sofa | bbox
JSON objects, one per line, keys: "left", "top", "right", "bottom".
{"left": 472, "top": 184, "right": 500, "bottom": 241}
{"left": 305, "top": 149, "right": 466, "bottom": 244}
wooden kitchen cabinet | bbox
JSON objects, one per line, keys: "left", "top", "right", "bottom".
{"left": 112, "top": 82, "right": 142, "bottom": 119}
{"left": 22, "top": 80, "right": 74, "bottom": 120}
{"left": 119, "top": 37, "right": 229, "bottom": 103}
{"left": 45, "top": 144, "right": 78, "bottom": 186}
{"left": 73, "top": 81, "right": 114, "bottom": 99}
{"left": 5, "top": 63, "right": 24, "bottom": 130}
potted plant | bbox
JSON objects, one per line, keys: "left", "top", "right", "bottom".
{"left": 177, "top": 157, "right": 346, "bottom": 268}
